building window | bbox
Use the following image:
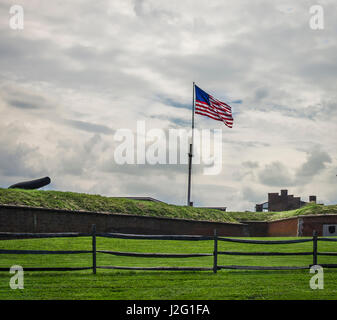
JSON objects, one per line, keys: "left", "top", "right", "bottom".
{"left": 329, "top": 226, "right": 336, "bottom": 234}
{"left": 323, "top": 224, "right": 337, "bottom": 236}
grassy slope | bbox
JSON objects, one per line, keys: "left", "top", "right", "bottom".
{"left": 1, "top": 188, "right": 337, "bottom": 223}
{"left": 0, "top": 188, "right": 238, "bottom": 223}
{"left": 0, "top": 236, "right": 337, "bottom": 299}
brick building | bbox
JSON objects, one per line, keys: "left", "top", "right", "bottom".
{"left": 256, "top": 189, "right": 317, "bottom": 212}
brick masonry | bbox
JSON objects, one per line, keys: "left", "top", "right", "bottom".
{"left": 0, "top": 205, "right": 246, "bottom": 236}
{"left": 300, "top": 215, "right": 337, "bottom": 236}
{"left": 0, "top": 205, "right": 335, "bottom": 237}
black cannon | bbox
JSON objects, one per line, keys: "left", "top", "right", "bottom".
{"left": 8, "top": 177, "right": 51, "bottom": 190}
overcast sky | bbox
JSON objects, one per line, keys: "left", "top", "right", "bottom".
{"left": 0, "top": 0, "right": 336, "bottom": 211}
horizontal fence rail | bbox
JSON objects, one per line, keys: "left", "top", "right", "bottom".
{"left": 0, "top": 249, "right": 92, "bottom": 254}
{"left": 318, "top": 238, "right": 337, "bottom": 242}
{"left": 97, "top": 232, "right": 213, "bottom": 241}
{"left": 218, "top": 251, "right": 313, "bottom": 256}
{"left": 0, "top": 232, "right": 91, "bottom": 239}
{"left": 1, "top": 226, "right": 337, "bottom": 273}
{"left": 317, "top": 252, "right": 337, "bottom": 256}
{"left": 0, "top": 267, "right": 92, "bottom": 272}
{"left": 97, "top": 266, "right": 213, "bottom": 271}
{"left": 217, "top": 237, "right": 312, "bottom": 244}
{"left": 217, "top": 265, "right": 308, "bottom": 270}
{"left": 97, "top": 250, "right": 212, "bottom": 258}
{"left": 314, "top": 264, "right": 337, "bottom": 268}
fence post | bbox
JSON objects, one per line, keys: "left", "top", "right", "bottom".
{"left": 213, "top": 229, "right": 218, "bottom": 273}
{"left": 313, "top": 230, "right": 318, "bottom": 266}
{"left": 92, "top": 224, "right": 96, "bottom": 274}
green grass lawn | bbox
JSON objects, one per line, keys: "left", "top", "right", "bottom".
{"left": 0, "top": 236, "right": 337, "bottom": 300}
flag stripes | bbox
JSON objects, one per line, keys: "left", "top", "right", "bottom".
{"left": 194, "top": 85, "right": 234, "bottom": 128}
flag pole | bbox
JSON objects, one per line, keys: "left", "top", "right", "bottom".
{"left": 187, "top": 82, "right": 195, "bottom": 206}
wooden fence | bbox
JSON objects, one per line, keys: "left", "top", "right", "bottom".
{"left": 0, "top": 226, "right": 337, "bottom": 273}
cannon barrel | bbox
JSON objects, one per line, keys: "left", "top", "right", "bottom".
{"left": 8, "top": 177, "right": 51, "bottom": 190}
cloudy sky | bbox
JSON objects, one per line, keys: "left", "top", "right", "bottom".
{"left": 0, "top": 0, "right": 336, "bottom": 211}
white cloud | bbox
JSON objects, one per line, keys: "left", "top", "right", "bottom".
{"left": 0, "top": 0, "right": 336, "bottom": 211}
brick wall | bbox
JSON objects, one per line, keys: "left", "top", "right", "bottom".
{"left": 267, "top": 218, "right": 299, "bottom": 236}
{"left": 0, "top": 205, "right": 247, "bottom": 237}
{"left": 240, "top": 221, "right": 268, "bottom": 237}
{"left": 301, "top": 215, "right": 337, "bottom": 236}
{"left": 241, "top": 219, "right": 299, "bottom": 237}
{"left": 1, "top": 204, "right": 336, "bottom": 237}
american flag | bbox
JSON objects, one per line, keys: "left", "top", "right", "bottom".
{"left": 194, "top": 85, "right": 233, "bottom": 128}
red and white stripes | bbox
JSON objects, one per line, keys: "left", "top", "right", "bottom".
{"left": 195, "top": 95, "right": 233, "bottom": 128}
